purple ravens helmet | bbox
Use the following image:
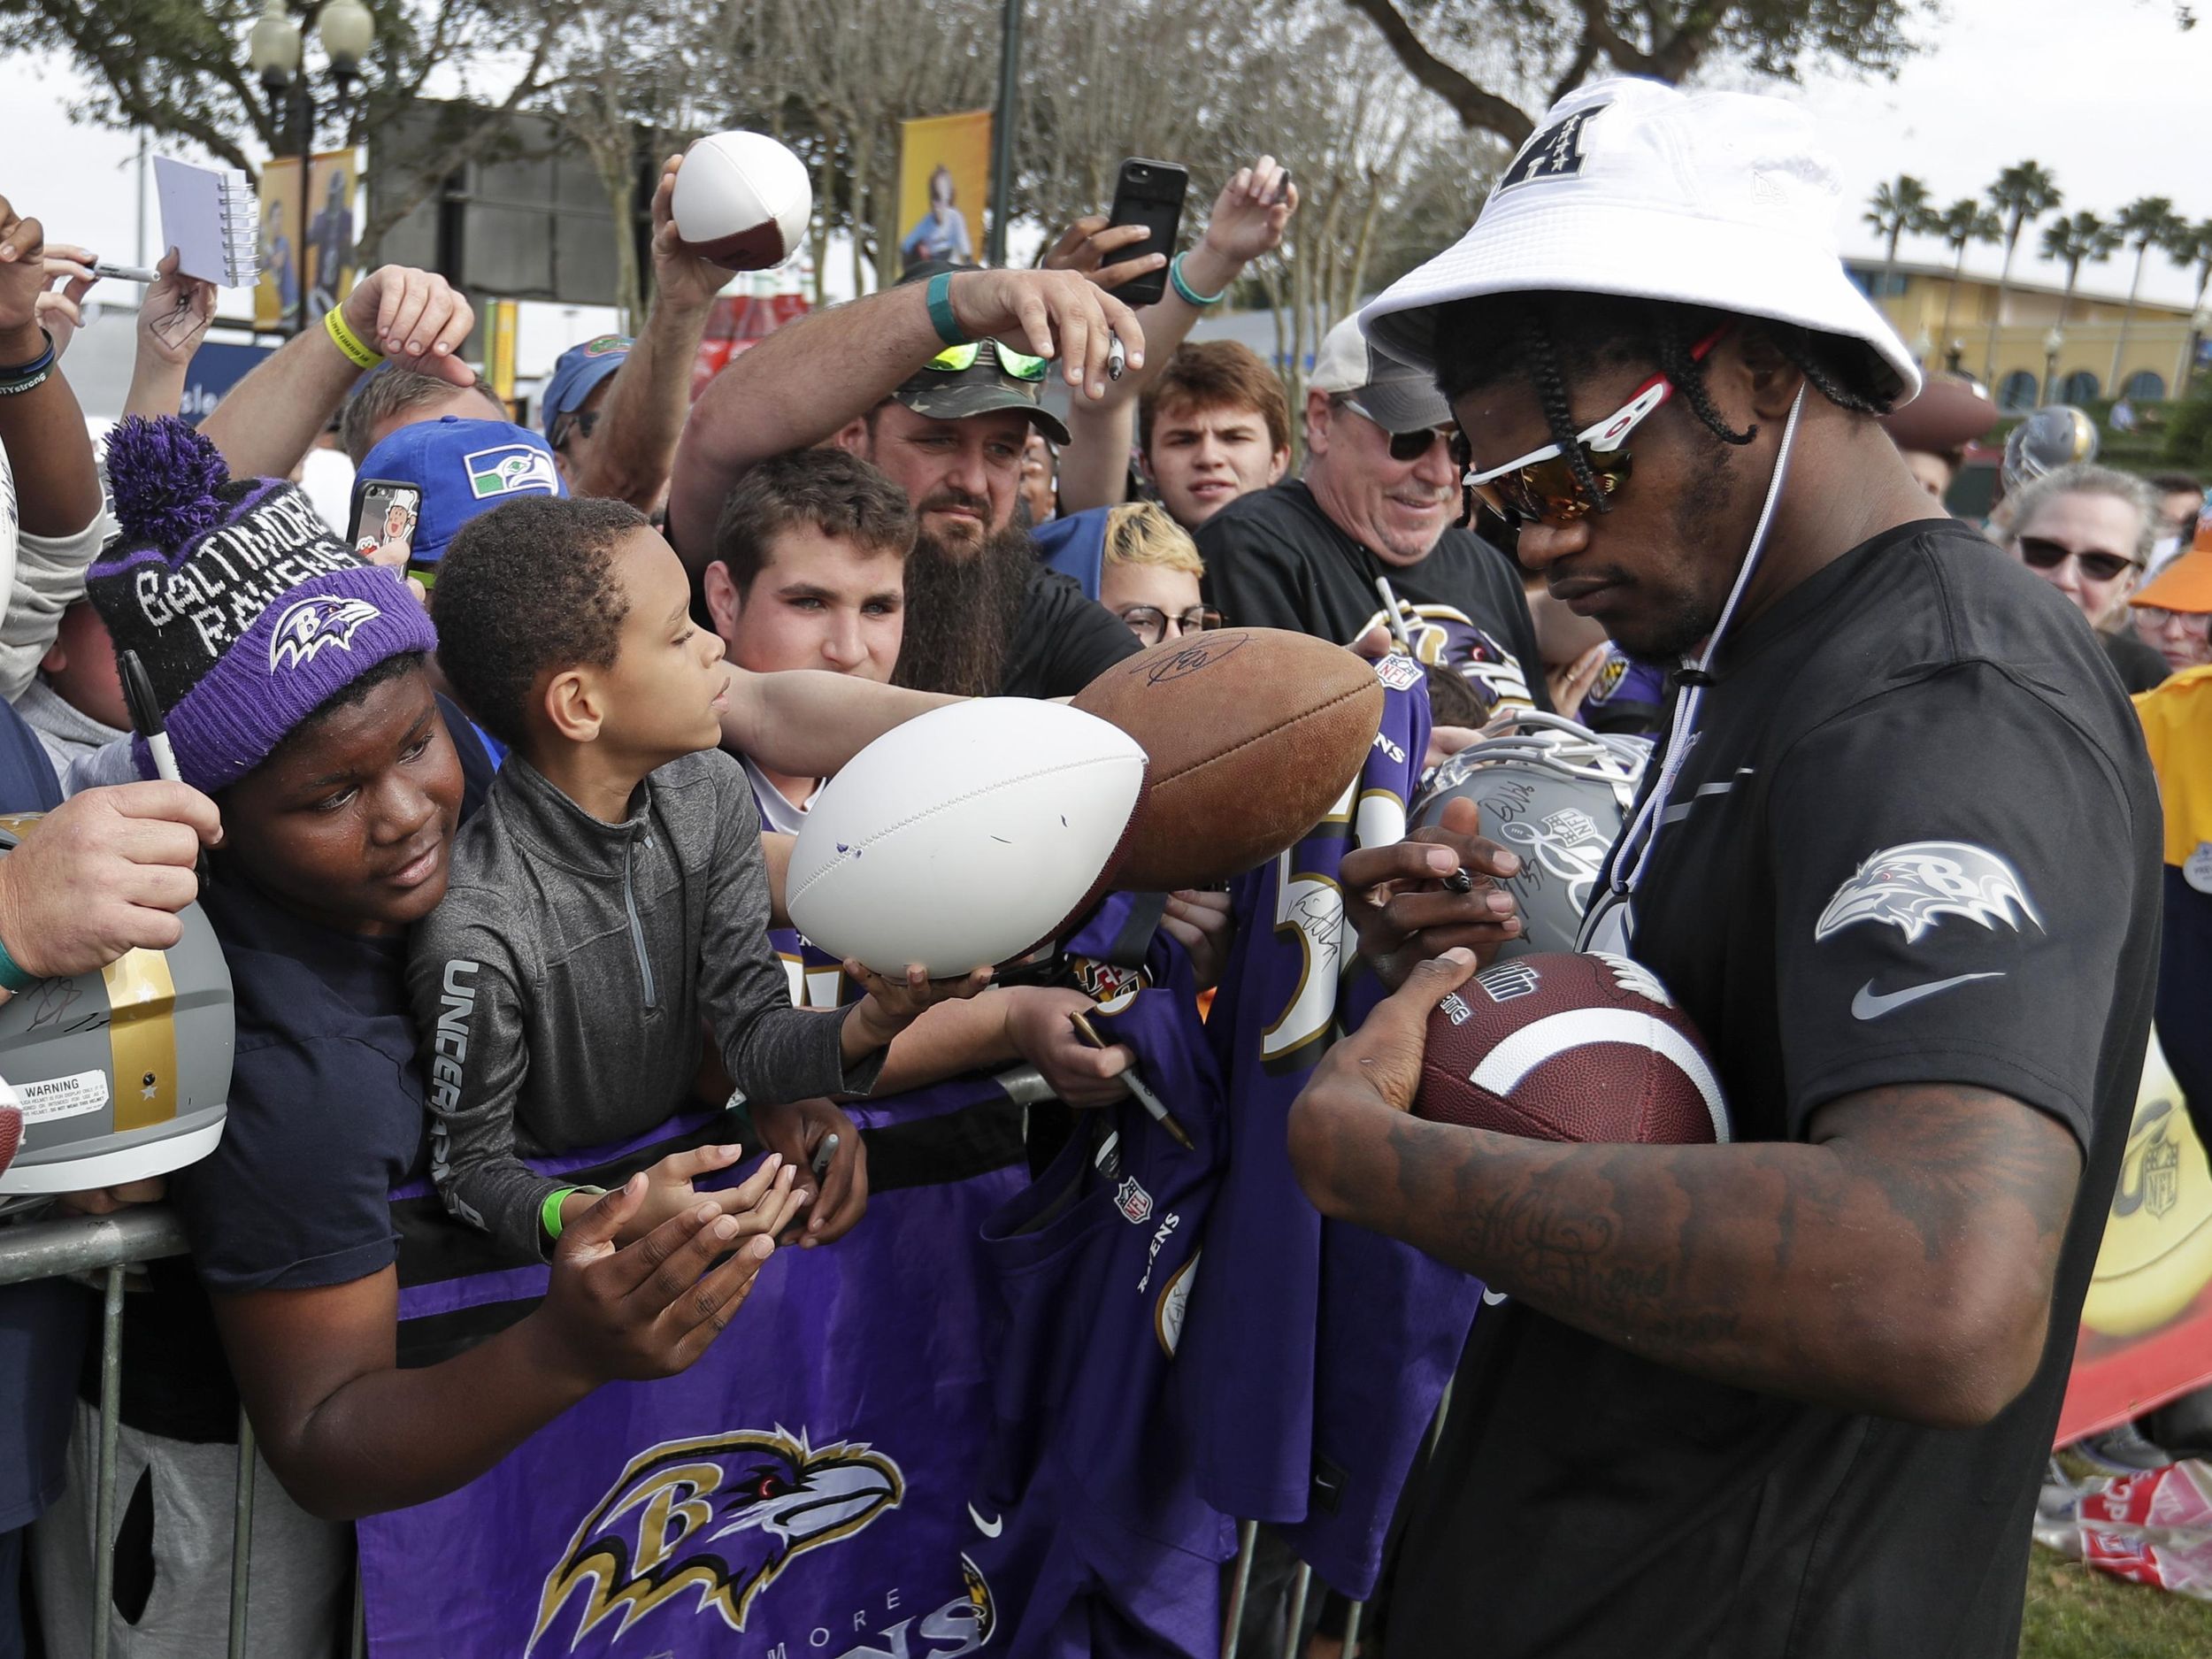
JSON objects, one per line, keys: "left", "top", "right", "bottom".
{"left": 0, "top": 817, "right": 233, "bottom": 1195}
{"left": 1411, "top": 711, "right": 1650, "bottom": 957}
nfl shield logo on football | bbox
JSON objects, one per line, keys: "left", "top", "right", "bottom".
{"left": 463, "top": 443, "right": 561, "bottom": 501}
{"left": 1116, "top": 1176, "right": 1154, "bottom": 1225}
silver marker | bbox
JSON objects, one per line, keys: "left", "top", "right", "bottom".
{"left": 92, "top": 261, "right": 159, "bottom": 284}
{"left": 810, "top": 1133, "right": 840, "bottom": 1181}
{"left": 1106, "top": 332, "right": 1126, "bottom": 381}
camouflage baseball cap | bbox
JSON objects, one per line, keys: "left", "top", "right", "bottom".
{"left": 891, "top": 260, "right": 1072, "bottom": 445}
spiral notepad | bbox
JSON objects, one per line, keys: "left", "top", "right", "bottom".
{"left": 151, "top": 157, "right": 259, "bottom": 288}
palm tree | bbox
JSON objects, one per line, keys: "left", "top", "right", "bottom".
{"left": 2168, "top": 219, "right": 2212, "bottom": 394}
{"left": 1982, "top": 161, "right": 2063, "bottom": 382}
{"left": 1934, "top": 197, "right": 2001, "bottom": 368}
{"left": 1863, "top": 175, "right": 1935, "bottom": 321}
{"left": 2110, "top": 196, "right": 2185, "bottom": 394}
{"left": 2039, "top": 211, "right": 2117, "bottom": 402}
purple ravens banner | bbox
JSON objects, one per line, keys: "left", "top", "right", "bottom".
{"left": 358, "top": 1079, "right": 1029, "bottom": 1658}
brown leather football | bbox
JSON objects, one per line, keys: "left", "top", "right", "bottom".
{"left": 1416, "top": 952, "right": 1730, "bottom": 1144}
{"left": 1071, "top": 628, "right": 1384, "bottom": 890}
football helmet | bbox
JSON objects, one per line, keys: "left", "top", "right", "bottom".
{"left": 1411, "top": 711, "right": 1650, "bottom": 957}
{"left": 0, "top": 817, "right": 234, "bottom": 1195}
{"left": 2001, "top": 405, "right": 2098, "bottom": 498}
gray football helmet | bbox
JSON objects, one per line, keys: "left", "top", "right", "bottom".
{"left": 0, "top": 817, "right": 234, "bottom": 1195}
{"left": 1410, "top": 710, "right": 1650, "bottom": 957}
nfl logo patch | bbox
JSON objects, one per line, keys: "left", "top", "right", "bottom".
{"left": 463, "top": 443, "right": 560, "bottom": 501}
{"left": 1496, "top": 104, "right": 1607, "bottom": 193}
{"left": 1116, "top": 1176, "right": 1154, "bottom": 1225}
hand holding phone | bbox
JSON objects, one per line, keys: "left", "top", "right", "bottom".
{"left": 1102, "top": 159, "right": 1191, "bottom": 309}
{"left": 347, "top": 478, "right": 423, "bottom": 571}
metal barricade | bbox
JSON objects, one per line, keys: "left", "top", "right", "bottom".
{"left": 0, "top": 1206, "right": 370, "bottom": 1659}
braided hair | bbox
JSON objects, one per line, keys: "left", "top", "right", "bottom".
{"left": 1436, "top": 294, "right": 1898, "bottom": 515}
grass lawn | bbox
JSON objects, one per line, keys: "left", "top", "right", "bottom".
{"left": 2022, "top": 1543, "right": 2212, "bottom": 1657}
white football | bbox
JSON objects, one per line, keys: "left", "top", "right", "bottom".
{"left": 671, "top": 131, "right": 813, "bottom": 272}
{"left": 788, "top": 699, "right": 1148, "bottom": 976}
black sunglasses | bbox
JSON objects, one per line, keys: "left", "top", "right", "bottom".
{"left": 2016, "top": 535, "right": 2137, "bottom": 585}
{"left": 1338, "top": 397, "right": 1455, "bottom": 464}
{"left": 549, "top": 407, "right": 602, "bottom": 451}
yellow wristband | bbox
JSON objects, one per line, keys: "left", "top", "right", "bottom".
{"left": 323, "top": 305, "right": 383, "bottom": 370}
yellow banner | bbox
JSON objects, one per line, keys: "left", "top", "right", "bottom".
{"left": 257, "top": 148, "right": 359, "bottom": 331}
{"left": 897, "top": 111, "right": 991, "bottom": 275}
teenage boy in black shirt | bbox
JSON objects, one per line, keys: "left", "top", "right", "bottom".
{"left": 1289, "top": 78, "right": 2159, "bottom": 1659}
{"left": 1198, "top": 315, "right": 1547, "bottom": 721}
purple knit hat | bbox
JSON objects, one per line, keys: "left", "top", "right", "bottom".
{"left": 88, "top": 416, "right": 440, "bottom": 793}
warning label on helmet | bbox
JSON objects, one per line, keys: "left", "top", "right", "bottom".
{"left": 14, "top": 1070, "right": 111, "bottom": 1122}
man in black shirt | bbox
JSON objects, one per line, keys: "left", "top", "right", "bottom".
{"left": 670, "top": 261, "right": 1142, "bottom": 699}
{"left": 1288, "top": 78, "right": 2159, "bottom": 1657}
{"left": 1198, "top": 315, "right": 1546, "bottom": 720}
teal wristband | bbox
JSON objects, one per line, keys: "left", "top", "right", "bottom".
{"left": 0, "top": 935, "right": 40, "bottom": 994}
{"left": 925, "top": 271, "right": 968, "bottom": 348}
{"left": 1170, "top": 251, "right": 1229, "bottom": 309}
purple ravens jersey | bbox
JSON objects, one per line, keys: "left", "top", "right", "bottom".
{"left": 967, "top": 916, "right": 1236, "bottom": 1656}
{"left": 1181, "top": 667, "right": 1486, "bottom": 1600}
{"left": 1579, "top": 644, "right": 1668, "bottom": 736}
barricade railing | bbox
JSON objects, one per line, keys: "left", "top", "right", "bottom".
{"left": 0, "top": 1205, "right": 368, "bottom": 1659}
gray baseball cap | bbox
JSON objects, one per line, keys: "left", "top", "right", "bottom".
{"left": 1309, "top": 315, "right": 1453, "bottom": 434}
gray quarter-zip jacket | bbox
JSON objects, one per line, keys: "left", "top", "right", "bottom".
{"left": 405, "top": 747, "right": 879, "bottom": 1260}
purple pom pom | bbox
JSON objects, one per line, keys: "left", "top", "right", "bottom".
{"left": 104, "top": 415, "right": 231, "bottom": 552}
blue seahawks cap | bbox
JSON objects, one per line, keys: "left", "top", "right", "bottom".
{"left": 356, "top": 416, "right": 566, "bottom": 567}
{"left": 541, "top": 334, "right": 633, "bottom": 434}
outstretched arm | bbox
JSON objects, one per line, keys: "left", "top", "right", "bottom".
{"left": 566, "top": 155, "right": 722, "bottom": 510}
{"left": 669, "top": 269, "right": 1145, "bottom": 574}
{"left": 719, "top": 664, "right": 958, "bottom": 779}
{"left": 199, "top": 265, "right": 474, "bottom": 480}
{"left": 213, "top": 1180, "right": 781, "bottom": 1519}
{"left": 1287, "top": 953, "right": 2083, "bottom": 1430}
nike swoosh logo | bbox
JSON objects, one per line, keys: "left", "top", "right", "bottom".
{"left": 1851, "top": 972, "right": 2002, "bottom": 1021}
{"left": 968, "top": 1503, "right": 1002, "bottom": 1538}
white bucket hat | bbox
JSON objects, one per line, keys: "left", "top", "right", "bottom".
{"left": 1357, "top": 77, "right": 1921, "bottom": 405}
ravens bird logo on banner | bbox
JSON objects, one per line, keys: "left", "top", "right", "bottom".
{"left": 530, "top": 1428, "right": 903, "bottom": 1649}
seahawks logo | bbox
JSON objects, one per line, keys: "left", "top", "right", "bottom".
{"left": 530, "top": 1428, "right": 902, "bottom": 1648}
{"left": 1814, "top": 841, "right": 2042, "bottom": 946}
{"left": 266, "top": 594, "right": 382, "bottom": 673}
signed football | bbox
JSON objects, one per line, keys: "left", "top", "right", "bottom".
{"left": 1416, "top": 951, "right": 1729, "bottom": 1144}
{"left": 1070, "top": 628, "right": 1384, "bottom": 890}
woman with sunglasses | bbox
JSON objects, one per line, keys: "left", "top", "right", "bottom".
{"left": 1996, "top": 464, "right": 2169, "bottom": 691}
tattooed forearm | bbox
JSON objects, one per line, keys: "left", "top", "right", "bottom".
{"left": 1294, "top": 1080, "right": 2082, "bottom": 1425}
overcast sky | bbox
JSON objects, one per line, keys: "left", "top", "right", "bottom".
{"left": 3, "top": 0, "right": 2208, "bottom": 376}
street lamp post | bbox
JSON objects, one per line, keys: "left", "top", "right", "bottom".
{"left": 247, "top": 0, "right": 373, "bottom": 338}
{"left": 2042, "top": 326, "right": 2065, "bottom": 408}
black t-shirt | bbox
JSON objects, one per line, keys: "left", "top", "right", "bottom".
{"left": 1002, "top": 564, "right": 1142, "bottom": 700}
{"left": 1195, "top": 480, "right": 1548, "bottom": 718}
{"left": 1386, "top": 522, "right": 2161, "bottom": 1658}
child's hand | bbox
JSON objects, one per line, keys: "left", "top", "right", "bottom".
{"left": 751, "top": 1098, "right": 870, "bottom": 1247}
{"left": 843, "top": 962, "right": 993, "bottom": 1051}
{"left": 618, "top": 1144, "right": 803, "bottom": 1246}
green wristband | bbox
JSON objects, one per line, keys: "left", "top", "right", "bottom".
{"left": 925, "top": 271, "right": 969, "bottom": 348}
{"left": 541, "top": 1187, "right": 578, "bottom": 1244}
{"left": 0, "top": 934, "right": 41, "bottom": 994}
{"left": 1170, "top": 251, "right": 1229, "bottom": 309}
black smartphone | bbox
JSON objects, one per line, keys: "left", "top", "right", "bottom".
{"left": 346, "top": 478, "right": 423, "bottom": 572}
{"left": 1102, "top": 158, "right": 1190, "bottom": 309}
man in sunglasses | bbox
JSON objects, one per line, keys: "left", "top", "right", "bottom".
{"left": 1288, "top": 78, "right": 2159, "bottom": 1659}
{"left": 1197, "top": 314, "right": 1545, "bottom": 724}
{"left": 1997, "top": 463, "right": 2167, "bottom": 691}
{"left": 670, "top": 259, "right": 1147, "bottom": 703}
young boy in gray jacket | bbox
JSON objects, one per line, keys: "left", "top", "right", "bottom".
{"left": 407, "top": 495, "right": 982, "bottom": 1263}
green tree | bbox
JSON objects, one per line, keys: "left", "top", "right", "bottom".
{"left": 1863, "top": 174, "right": 1934, "bottom": 318}
{"left": 1981, "top": 160, "right": 2063, "bottom": 383}
{"left": 2109, "top": 195, "right": 2185, "bottom": 395}
{"left": 2040, "top": 210, "right": 2117, "bottom": 329}
{"left": 2165, "top": 218, "right": 2212, "bottom": 396}
{"left": 1932, "top": 197, "right": 2001, "bottom": 367}
{"left": 1336, "top": 0, "right": 1930, "bottom": 149}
